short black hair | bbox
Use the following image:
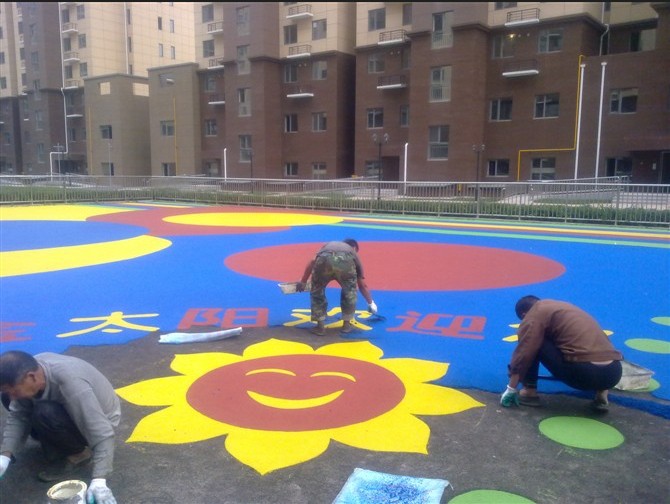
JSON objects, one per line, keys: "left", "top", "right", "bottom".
{"left": 0, "top": 351, "right": 39, "bottom": 387}
{"left": 515, "top": 295, "right": 540, "bottom": 320}
{"left": 343, "top": 238, "right": 359, "bottom": 251}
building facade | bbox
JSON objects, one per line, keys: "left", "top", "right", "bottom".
{"left": 0, "top": 2, "right": 668, "bottom": 182}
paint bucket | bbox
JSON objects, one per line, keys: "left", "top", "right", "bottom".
{"left": 47, "top": 480, "right": 88, "bottom": 504}
{"left": 278, "top": 281, "right": 311, "bottom": 294}
{"left": 614, "top": 360, "right": 654, "bottom": 391}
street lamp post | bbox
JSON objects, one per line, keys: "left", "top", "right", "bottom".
{"left": 472, "top": 144, "right": 485, "bottom": 202}
{"left": 372, "top": 132, "right": 389, "bottom": 201}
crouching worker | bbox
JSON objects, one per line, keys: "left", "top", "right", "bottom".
{"left": 0, "top": 350, "right": 120, "bottom": 504}
{"left": 501, "top": 296, "right": 623, "bottom": 412}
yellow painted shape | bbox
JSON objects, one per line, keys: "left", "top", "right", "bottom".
{"left": 503, "top": 335, "right": 519, "bottom": 342}
{"left": 163, "top": 212, "right": 342, "bottom": 227}
{"left": 115, "top": 339, "right": 484, "bottom": 475}
{"left": 0, "top": 204, "right": 134, "bottom": 221}
{"left": 0, "top": 235, "right": 171, "bottom": 277}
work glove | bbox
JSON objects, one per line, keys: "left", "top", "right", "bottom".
{"left": 368, "top": 301, "right": 378, "bottom": 314}
{"left": 296, "top": 282, "right": 305, "bottom": 293}
{"left": 500, "top": 385, "right": 520, "bottom": 407}
{"left": 87, "top": 478, "right": 117, "bottom": 504}
{"left": 0, "top": 454, "right": 11, "bottom": 479}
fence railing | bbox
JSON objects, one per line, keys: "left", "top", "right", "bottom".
{"left": 1, "top": 175, "right": 669, "bottom": 227}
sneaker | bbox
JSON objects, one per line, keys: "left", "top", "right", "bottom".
{"left": 590, "top": 398, "right": 609, "bottom": 413}
{"left": 340, "top": 321, "right": 353, "bottom": 334}
{"left": 37, "top": 449, "right": 92, "bottom": 482}
{"left": 309, "top": 322, "right": 325, "bottom": 336}
{"left": 518, "top": 395, "right": 543, "bottom": 407}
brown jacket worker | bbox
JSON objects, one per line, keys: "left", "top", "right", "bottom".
{"left": 297, "top": 239, "right": 377, "bottom": 335}
{"left": 0, "top": 351, "right": 120, "bottom": 504}
{"left": 501, "top": 296, "right": 623, "bottom": 411}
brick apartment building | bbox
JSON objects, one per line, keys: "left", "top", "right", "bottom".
{"left": 0, "top": 2, "right": 668, "bottom": 183}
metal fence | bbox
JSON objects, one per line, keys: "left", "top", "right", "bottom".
{"left": 1, "top": 174, "right": 669, "bottom": 227}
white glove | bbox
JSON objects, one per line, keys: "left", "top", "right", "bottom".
{"left": 368, "top": 301, "right": 378, "bottom": 314}
{"left": 0, "top": 454, "right": 11, "bottom": 479}
{"left": 87, "top": 478, "right": 117, "bottom": 504}
{"left": 500, "top": 385, "right": 520, "bottom": 407}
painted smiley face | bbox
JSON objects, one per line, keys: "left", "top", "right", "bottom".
{"left": 186, "top": 354, "right": 406, "bottom": 431}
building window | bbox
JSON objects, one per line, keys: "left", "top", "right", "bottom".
{"left": 368, "top": 8, "right": 386, "bottom": 31}
{"left": 238, "top": 88, "right": 251, "bottom": 117}
{"left": 402, "top": 4, "right": 412, "bottom": 25}
{"left": 428, "top": 125, "right": 449, "bottom": 159}
{"left": 539, "top": 29, "right": 563, "bottom": 53}
{"left": 100, "top": 125, "right": 113, "bottom": 139}
{"left": 79, "top": 62, "right": 88, "bottom": 77}
{"left": 161, "top": 120, "right": 175, "bottom": 136}
{"left": 63, "top": 38, "right": 72, "bottom": 52}
{"left": 368, "top": 53, "right": 385, "bottom": 73}
{"left": 312, "top": 162, "right": 327, "bottom": 179}
{"left": 401, "top": 47, "right": 411, "bottom": 69}
{"left": 312, "top": 19, "right": 327, "bottom": 40}
{"left": 68, "top": 127, "right": 77, "bottom": 142}
{"left": 162, "top": 162, "right": 175, "bottom": 176}
{"left": 78, "top": 34, "right": 86, "bottom": 48}
{"left": 365, "top": 160, "right": 381, "bottom": 177}
{"left": 429, "top": 66, "right": 451, "bottom": 102}
{"left": 284, "top": 25, "right": 297, "bottom": 45}
{"left": 606, "top": 157, "right": 633, "bottom": 177}
{"left": 170, "top": 19, "right": 175, "bottom": 33}
{"left": 531, "top": 157, "right": 556, "bottom": 180}
{"left": 158, "top": 16, "right": 163, "bottom": 30}
{"left": 202, "top": 4, "right": 214, "bottom": 23}
{"left": 64, "top": 66, "right": 73, "bottom": 79}
{"left": 490, "top": 98, "right": 513, "bottom": 121}
{"left": 0, "top": 77, "right": 7, "bottom": 89}
{"left": 367, "top": 108, "right": 384, "bottom": 128}
{"left": 237, "top": 45, "right": 250, "bottom": 74}
{"left": 203, "top": 40, "right": 215, "bottom": 58}
{"left": 495, "top": 2, "right": 517, "bottom": 9}
{"left": 35, "top": 110, "right": 43, "bottom": 130}
{"left": 76, "top": 4, "right": 85, "bottom": 20}
{"left": 492, "top": 33, "right": 515, "bottom": 58}
{"left": 171, "top": 46, "right": 176, "bottom": 59}
{"left": 285, "top": 162, "right": 298, "bottom": 177}
{"left": 610, "top": 88, "right": 638, "bottom": 114}
{"left": 159, "top": 43, "right": 164, "bottom": 57}
{"left": 237, "top": 6, "right": 250, "bottom": 36}
{"left": 630, "top": 29, "right": 656, "bottom": 52}
{"left": 400, "top": 105, "right": 409, "bottom": 127}
{"left": 432, "top": 11, "right": 453, "bottom": 49}
{"left": 284, "top": 63, "right": 298, "bottom": 83}
{"left": 239, "top": 135, "right": 252, "bottom": 162}
{"left": 312, "top": 112, "right": 327, "bottom": 132}
{"left": 535, "top": 93, "right": 559, "bottom": 118}
{"left": 204, "top": 119, "right": 217, "bottom": 136}
{"left": 204, "top": 75, "right": 216, "bottom": 92}
{"left": 488, "top": 159, "right": 510, "bottom": 177}
{"left": 284, "top": 114, "right": 298, "bottom": 132}
{"left": 312, "top": 60, "right": 327, "bottom": 80}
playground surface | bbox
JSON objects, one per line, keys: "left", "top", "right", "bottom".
{"left": 1, "top": 202, "right": 669, "bottom": 504}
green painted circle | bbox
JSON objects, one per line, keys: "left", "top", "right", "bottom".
{"left": 449, "top": 490, "right": 535, "bottom": 504}
{"left": 651, "top": 316, "right": 670, "bottom": 326}
{"left": 627, "top": 377, "right": 660, "bottom": 393}
{"left": 538, "top": 416, "right": 624, "bottom": 450}
{"left": 624, "top": 338, "right": 670, "bottom": 354}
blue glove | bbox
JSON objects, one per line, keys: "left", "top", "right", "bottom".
{"left": 87, "top": 479, "right": 117, "bottom": 504}
{"left": 500, "top": 385, "right": 520, "bottom": 407}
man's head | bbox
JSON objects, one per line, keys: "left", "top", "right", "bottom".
{"left": 515, "top": 295, "right": 540, "bottom": 320}
{"left": 343, "top": 238, "right": 359, "bottom": 252}
{"left": 0, "top": 351, "right": 45, "bottom": 400}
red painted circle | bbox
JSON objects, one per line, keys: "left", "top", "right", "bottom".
{"left": 224, "top": 242, "right": 565, "bottom": 291}
{"left": 186, "top": 354, "right": 405, "bottom": 431}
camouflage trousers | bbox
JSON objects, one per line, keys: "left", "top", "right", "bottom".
{"left": 310, "top": 251, "right": 358, "bottom": 322}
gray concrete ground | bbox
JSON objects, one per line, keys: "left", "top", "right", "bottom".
{"left": 1, "top": 326, "right": 669, "bottom": 504}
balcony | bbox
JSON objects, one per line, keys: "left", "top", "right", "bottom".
{"left": 62, "top": 22, "right": 78, "bottom": 34}
{"left": 207, "top": 21, "right": 224, "bottom": 34}
{"left": 377, "top": 74, "right": 407, "bottom": 90}
{"left": 63, "top": 51, "right": 80, "bottom": 63}
{"left": 63, "top": 79, "right": 81, "bottom": 89}
{"left": 207, "top": 93, "right": 226, "bottom": 105}
{"left": 505, "top": 8, "right": 540, "bottom": 27}
{"left": 287, "top": 44, "right": 311, "bottom": 59}
{"left": 287, "top": 4, "right": 313, "bottom": 20}
{"left": 502, "top": 59, "right": 539, "bottom": 77}
{"left": 208, "top": 58, "right": 225, "bottom": 69}
{"left": 378, "top": 29, "right": 408, "bottom": 46}
{"left": 286, "top": 84, "right": 314, "bottom": 98}
{"left": 66, "top": 107, "right": 84, "bottom": 118}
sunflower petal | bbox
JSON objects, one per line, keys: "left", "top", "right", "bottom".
{"left": 116, "top": 376, "right": 190, "bottom": 406}
{"left": 243, "top": 338, "right": 314, "bottom": 358}
{"left": 401, "top": 383, "right": 485, "bottom": 415}
{"left": 126, "top": 405, "right": 230, "bottom": 444}
{"left": 317, "top": 341, "right": 383, "bottom": 360}
{"left": 171, "top": 352, "right": 241, "bottom": 375}
{"left": 226, "top": 429, "right": 330, "bottom": 475}
{"left": 381, "top": 358, "right": 448, "bottom": 383}
{"left": 333, "top": 411, "right": 429, "bottom": 454}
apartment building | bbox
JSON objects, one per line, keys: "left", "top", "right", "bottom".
{"left": 1, "top": 2, "right": 668, "bottom": 183}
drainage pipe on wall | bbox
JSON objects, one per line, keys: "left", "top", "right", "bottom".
{"left": 574, "top": 63, "right": 586, "bottom": 179}
{"left": 595, "top": 61, "right": 607, "bottom": 179}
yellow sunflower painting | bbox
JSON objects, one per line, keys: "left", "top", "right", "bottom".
{"left": 116, "top": 339, "right": 484, "bottom": 474}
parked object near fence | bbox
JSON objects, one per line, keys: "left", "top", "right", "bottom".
{"left": 1, "top": 175, "right": 668, "bottom": 227}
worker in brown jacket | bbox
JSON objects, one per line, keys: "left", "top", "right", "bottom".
{"left": 501, "top": 296, "right": 623, "bottom": 412}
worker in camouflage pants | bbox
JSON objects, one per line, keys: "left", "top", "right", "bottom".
{"left": 297, "top": 239, "right": 377, "bottom": 335}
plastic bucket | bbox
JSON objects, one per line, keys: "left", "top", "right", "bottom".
{"left": 47, "top": 480, "right": 88, "bottom": 504}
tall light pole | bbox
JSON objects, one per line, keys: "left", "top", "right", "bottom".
{"left": 372, "top": 132, "right": 389, "bottom": 201}
{"left": 472, "top": 144, "right": 485, "bottom": 202}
